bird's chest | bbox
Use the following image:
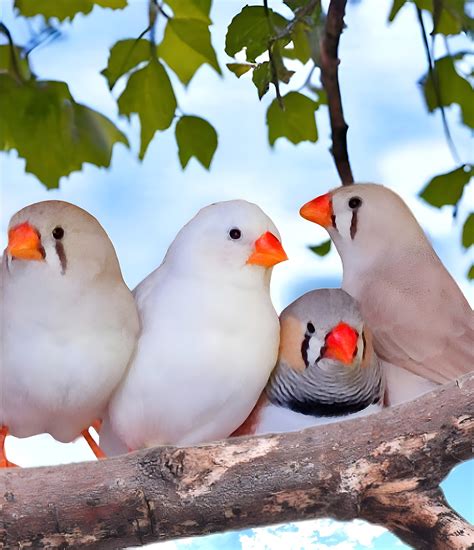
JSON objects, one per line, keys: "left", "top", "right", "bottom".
{"left": 2, "top": 277, "right": 114, "bottom": 395}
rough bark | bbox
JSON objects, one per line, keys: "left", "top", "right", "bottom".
{"left": 320, "top": 0, "right": 354, "bottom": 185}
{"left": 1, "top": 373, "right": 473, "bottom": 550}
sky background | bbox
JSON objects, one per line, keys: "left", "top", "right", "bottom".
{"left": 1, "top": 0, "right": 473, "bottom": 548}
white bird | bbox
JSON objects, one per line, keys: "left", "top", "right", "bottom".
{"left": 0, "top": 201, "right": 139, "bottom": 467}
{"left": 101, "top": 200, "right": 288, "bottom": 454}
{"left": 300, "top": 183, "right": 474, "bottom": 405}
{"left": 233, "top": 289, "right": 384, "bottom": 436}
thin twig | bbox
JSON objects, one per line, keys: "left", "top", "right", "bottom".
{"left": 263, "top": 0, "right": 283, "bottom": 108}
{"left": 270, "top": 0, "right": 321, "bottom": 45}
{"left": 25, "top": 25, "right": 61, "bottom": 58}
{"left": 298, "top": 63, "right": 317, "bottom": 91}
{"left": 416, "top": 7, "right": 461, "bottom": 165}
{"left": 320, "top": 0, "right": 354, "bottom": 185}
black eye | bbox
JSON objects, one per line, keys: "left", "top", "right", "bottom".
{"left": 307, "top": 322, "right": 315, "bottom": 333}
{"left": 52, "top": 226, "right": 64, "bottom": 240}
{"left": 348, "top": 197, "right": 362, "bottom": 209}
{"left": 229, "top": 228, "right": 241, "bottom": 240}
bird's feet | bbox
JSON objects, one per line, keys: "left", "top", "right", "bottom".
{"left": 82, "top": 427, "right": 107, "bottom": 460}
{"left": 0, "top": 426, "right": 18, "bottom": 468}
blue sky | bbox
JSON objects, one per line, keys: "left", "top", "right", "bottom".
{"left": 1, "top": 0, "right": 473, "bottom": 548}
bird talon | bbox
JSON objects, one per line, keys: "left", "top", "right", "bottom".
{"left": 0, "top": 426, "right": 18, "bottom": 468}
{"left": 82, "top": 428, "right": 107, "bottom": 460}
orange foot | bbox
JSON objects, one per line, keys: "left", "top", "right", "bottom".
{"left": 82, "top": 427, "right": 107, "bottom": 460}
{"left": 0, "top": 426, "right": 19, "bottom": 468}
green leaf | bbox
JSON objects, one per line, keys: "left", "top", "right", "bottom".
{"left": 423, "top": 55, "right": 474, "bottom": 128}
{"left": 101, "top": 39, "right": 151, "bottom": 90}
{"left": 388, "top": 0, "right": 474, "bottom": 35}
{"left": 165, "top": 0, "right": 211, "bottom": 23}
{"left": 291, "top": 21, "right": 311, "bottom": 64}
{"left": 159, "top": 18, "right": 220, "bottom": 85}
{"left": 225, "top": 6, "right": 289, "bottom": 63}
{"left": 267, "top": 91, "right": 318, "bottom": 146}
{"left": 388, "top": 0, "right": 408, "bottom": 21}
{"left": 226, "top": 63, "right": 254, "bottom": 77}
{"left": 431, "top": 0, "right": 473, "bottom": 35}
{"left": 175, "top": 115, "right": 217, "bottom": 169}
{"left": 0, "top": 75, "right": 128, "bottom": 188}
{"left": 462, "top": 213, "right": 474, "bottom": 248}
{"left": 272, "top": 44, "right": 295, "bottom": 83}
{"left": 419, "top": 165, "right": 473, "bottom": 208}
{"left": 308, "top": 86, "right": 328, "bottom": 105}
{"left": 14, "top": 0, "right": 127, "bottom": 21}
{"left": 0, "top": 44, "right": 31, "bottom": 80}
{"left": 284, "top": 0, "right": 313, "bottom": 10}
{"left": 252, "top": 62, "right": 271, "bottom": 99}
{"left": 118, "top": 59, "right": 176, "bottom": 159}
{"left": 308, "top": 240, "right": 331, "bottom": 256}
{"left": 169, "top": 18, "right": 220, "bottom": 72}
{"left": 468, "top": 264, "right": 474, "bottom": 280}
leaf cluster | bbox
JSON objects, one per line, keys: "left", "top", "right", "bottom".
{"left": 225, "top": 2, "right": 325, "bottom": 147}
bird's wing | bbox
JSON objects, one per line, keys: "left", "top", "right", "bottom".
{"left": 359, "top": 260, "right": 473, "bottom": 384}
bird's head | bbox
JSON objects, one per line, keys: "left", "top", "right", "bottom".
{"left": 6, "top": 201, "right": 123, "bottom": 282}
{"left": 166, "top": 199, "right": 288, "bottom": 287}
{"left": 299, "top": 183, "right": 426, "bottom": 270}
{"left": 279, "top": 289, "right": 366, "bottom": 374}
{"left": 268, "top": 289, "right": 383, "bottom": 416}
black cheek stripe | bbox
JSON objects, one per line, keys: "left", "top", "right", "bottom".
{"left": 55, "top": 241, "right": 67, "bottom": 275}
{"left": 301, "top": 334, "right": 311, "bottom": 369}
{"left": 350, "top": 209, "right": 358, "bottom": 240}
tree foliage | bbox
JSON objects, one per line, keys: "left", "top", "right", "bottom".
{"left": 0, "top": 0, "right": 472, "bottom": 270}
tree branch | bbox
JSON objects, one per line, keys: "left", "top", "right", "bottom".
{"left": 1, "top": 373, "right": 473, "bottom": 549}
{"left": 320, "top": 0, "right": 354, "bottom": 185}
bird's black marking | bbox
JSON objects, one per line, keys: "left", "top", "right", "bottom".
{"left": 361, "top": 331, "right": 367, "bottom": 361}
{"left": 36, "top": 229, "right": 46, "bottom": 260}
{"left": 301, "top": 333, "right": 311, "bottom": 368}
{"left": 278, "top": 394, "right": 374, "bottom": 418}
{"left": 331, "top": 213, "right": 338, "bottom": 232}
{"left": 350, "top": 209, "right": 358, "bottom": 240}
{"left": 55, "top": 241, "right": 67, "bottom": 275}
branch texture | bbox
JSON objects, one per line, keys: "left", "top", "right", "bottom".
{"left": 1, "top": 374, "right": 473, "bottom": 549}
{"left": 320, "top": 0, "right": 354, "bottom": 185}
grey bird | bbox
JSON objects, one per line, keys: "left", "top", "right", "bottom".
{"left": 233, "top": 288, "right": 384, "bottom": 436}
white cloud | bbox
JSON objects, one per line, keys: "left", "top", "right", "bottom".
{"left": 240, "top": 519, "right": 388, "bottom": 550}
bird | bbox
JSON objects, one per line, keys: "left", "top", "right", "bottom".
{"left": 232, "top": 288, "right": 384, "bottom": 436}
{"left": 0, "top": 201, "right": 139, "bottom": 467}
{"left": 300, "top": 183, "right": 474, "bottom": 405}
{"left": 100, "top": 200, "right": 288, "bottom": 454}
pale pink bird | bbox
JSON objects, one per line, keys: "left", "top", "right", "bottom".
{"left": 1, "top": 201, "right": 139, "bottom": 467}
{"left": 300, "top": 183, "right": 473, "bottom": 405}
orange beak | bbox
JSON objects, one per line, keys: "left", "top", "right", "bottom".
{"left": 246, "top": 231, "right": 288, "bottom": 267}
{"left": 7, "top": 222, "right": 44, "bottom": 261}
{"left": 323, "top": 322, "right": 359, "bottom": 365}
{"left": 300, "top": 193, "right": 333, "bottom": 228}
